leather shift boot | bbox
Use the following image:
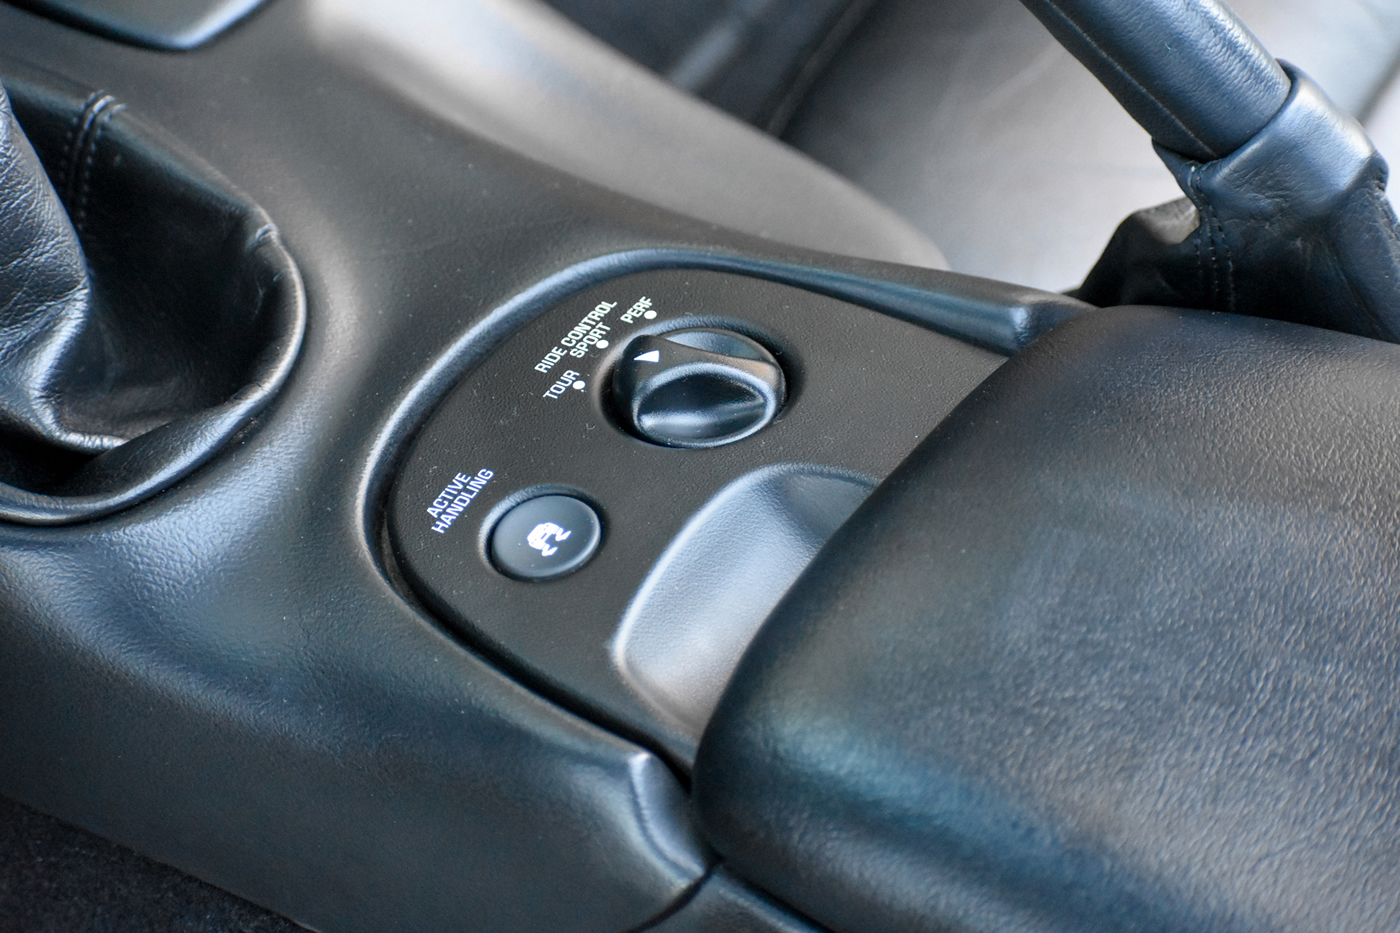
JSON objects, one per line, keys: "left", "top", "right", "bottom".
{"left": 0, "top": 83, "right": 119, "bottom": 454}
{"left": 0, "top": 75, "right": 304, "bottom": 524}
{"left": 1078, "top": 65, "right": 1400, "bottom": 342}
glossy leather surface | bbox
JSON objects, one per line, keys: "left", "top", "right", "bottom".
{"left": 647, "top": 869, "right": 819, "bottom": 933}
{"left": 0, "top": 75, "right": 304, "bottom": 524}
{"left": 0, "top": 82, "right": 97, "bottom": 456}
{"left": 1016, "top": 0, "right": 1288, "bottom": 160}
{"left": 542, "top": 0, "right": 872, "bottom": 132}
{"left": 309, "top": 0, "right": 947, "bottom": 269}
{"left": 4, "top": 0, "right": 1397, "bottom": 928}
{"left": 696, "top": 306, "right": 1400, "bottom": 933}
{"left": 1081, "top": 66, "right": 1400, "bottom": 342}
{"left": 0, "top": 4, "right": 720, "bottom": 930}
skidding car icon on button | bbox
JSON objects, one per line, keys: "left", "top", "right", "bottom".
{"left": 527, "top": 522, "right": 571, "bottom": 557}
{"left": 489, "top": 495, "right": 603, "bottom": 580}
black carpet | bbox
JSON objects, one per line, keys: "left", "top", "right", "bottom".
{"left": 0, "top": 796, "right": 303, "bottom": 933}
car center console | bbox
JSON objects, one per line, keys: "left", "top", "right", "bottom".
{"left": 388, "top": 268, "right": 1004, "bottom": 764}
{"left": 10, "top": 0, "right": 1400, "bottom": 931}
{"left": 0, "top": 1, "right": 1082, "bottom": 930}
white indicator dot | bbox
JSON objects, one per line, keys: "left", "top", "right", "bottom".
{"left": 643, "top": 310, "right": 657, "bottom": 320}
{"left": 596, "top": 339, "right": 610, "bottom": 349}
{"left": 572, "top": 380, "right": 587, "bottom": 390}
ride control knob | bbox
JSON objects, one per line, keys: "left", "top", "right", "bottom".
{"left": 611, "top": 327, "right": 786, "bottom": 448}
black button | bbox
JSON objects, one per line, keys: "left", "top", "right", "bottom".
{"left": 489, "top": 495, "right": 602, "bottom": 580}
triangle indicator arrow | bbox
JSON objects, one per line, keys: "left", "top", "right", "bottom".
{"left": 634, "top": 350, "right": 661, "bottom": 363}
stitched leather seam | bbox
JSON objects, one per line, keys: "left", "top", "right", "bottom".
{"left": 1199, "top": 182, "right": 1235, "bottom": 315}
{"left": 1209, "top": 193, "right": 1243, "bottom": 316}
{"left": 60, "top": 91, "right": 107, "bottom": 206}
{"left": 1216, "top": 204, "right": 1235, "bottom": 316}
{"left": 1367, "top": 178, "right": 1400, "bottom": 251}
{"left": 1357, "top": 177, "right": 1400, "bottom": 338}
{"left": 1190, "top": 205, "right": 1205, "bottom": 303}
{"left": 1185, "top": 166, "right": 1222, "bottom": 309}
{"left": 1203, "top": 225, "right": 1221, "bottom": 310}
{"left": 71, "top": 97, "right": 124, "bottom": 238}
{"left": 1034, "top": 0, "right": 1215, "bottom": 158}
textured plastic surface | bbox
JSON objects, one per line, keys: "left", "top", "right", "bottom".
{"left": 698, "top": 306, "right": 1400, "bottom": 933}
{"left": 388, "top": 269, "right": 1002, "bottom": 767}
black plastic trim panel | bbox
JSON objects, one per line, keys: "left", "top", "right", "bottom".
{"left": 4, "top": 0, "right": 272, "bottom": 50}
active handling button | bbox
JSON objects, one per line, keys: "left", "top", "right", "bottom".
{"left": 489, "top": 494, "right": 603, "bottom": 580}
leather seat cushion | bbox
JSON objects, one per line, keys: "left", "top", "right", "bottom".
{"left": 783, "top": 0, "right": 1400, "bottom": 290}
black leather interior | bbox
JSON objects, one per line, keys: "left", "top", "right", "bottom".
{"left": 696, "top": 305, "right": 1400, "bottom": 933}
{"left": 0, "top": 82, "right": 96, "bottom": 462}
{"left": 541, "top": 0, "right": 873, "bottom": 131}
{"left": 7, "top": 0, "right": 1400, "bottom": 929}
{"left": 313, "top": 0, "right": 946, "bottom": 271}
{"left": 1016, "top": 0, "right": 1288, "bottom": 160}
{"left": 0, "top": 74, "right": 304, "bottom": 524}
{"left": 784, "top": 0, "right": 1400, "bottom": 289}
{"left": 0, "top": 2, "right": 951, "bottom": 927}
{"left": 647, "top": 870, "right": 817, "bottom": 933}
{"left": 1080, "top": 65, "right": 1400, "bottom": 342}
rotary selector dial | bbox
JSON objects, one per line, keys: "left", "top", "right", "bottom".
{"left": 611, "top": 327, "right": 786, "bottom": 448}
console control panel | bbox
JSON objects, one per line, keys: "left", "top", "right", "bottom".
{"left": 387, "top": 269, "right": 1002, "bottom": 766}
